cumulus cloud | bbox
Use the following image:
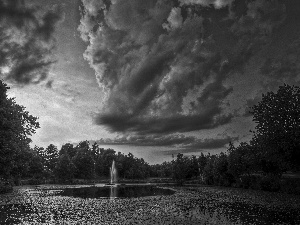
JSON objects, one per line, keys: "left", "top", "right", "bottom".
{"left": 0, "top": 0, "right": 62, "bottom": 84}
{"left": 162, "top": 7, "right": 183, "bottom": 31}
{"left": 79, "top": 0, "right": 286, "bottom": 135}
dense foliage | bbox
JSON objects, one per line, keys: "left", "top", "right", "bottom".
{"left": 0, "top": 81, "right": 39, "bottom": 183}
{"left": 251, "top": 84, "right": 300, "bottom": 172}
{"left": 18, "top": 141, "right": 150, "bottom": 183}
{"left": 151, "top": 84, "right": 300, "bottom": 194}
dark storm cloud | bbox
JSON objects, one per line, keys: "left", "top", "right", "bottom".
{"left": 79, "top": 0, "right": 286, "bottom": 135}
{"left": 239, "top": 0, "right": 300, "bottom": 118}
{"left": 260, "top": 39, "right": 300, "bottom": 90}
{"left": 94, "top": 133, "right": 236, "bottom": 150}
{"left": 0, "top": 0, "right": 62, "bottom": 84}
{"left": 95, "top": 134, "right": 194, "bottom": 146}
{"left": 96, "top": 111, "right": 233, "bottom": 134}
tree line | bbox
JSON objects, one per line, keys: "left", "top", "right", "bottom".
{"left": 1, "top": 80, "right": 300, "bottom": 194}
{"left": 151, "top": 84, "right": 300, "bottom": 193}
{"left": 28, "top": 141, "right": 151, "bottom": 183}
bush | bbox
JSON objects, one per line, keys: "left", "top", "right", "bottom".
{"left": 238, "top": 175, "right": 258, "bottom": 189}
{"left": 280, "top": 178, "right": 300, "bottom": 195}
{"left": 259, "top": 175, "right": 281, "bottom": 192}
{"left": 220, "top": 173, "right": 235, "bottom": 187}
{"left": 0, "top": 178, "right": 13, "bottom": 194}
{"left": 28, "top": 178, "right": 44, "bottom": 185}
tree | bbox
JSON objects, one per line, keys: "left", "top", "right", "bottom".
{"left": 96, "top": 148, "right": 116, "bottom": 177}
{"left": 0, "top": 81, "right": 39, "bottom": 179}
{"left": 60, "top": 143, "right": 76, "bottom": 158}
{"left": 91, "top": 142, "right": 100, "bottom": 160}
{"left": 227, "top": 142, "right": 258, "bottom": 179}
{"left": 72, "top": 141, "right": 95, "bottom": 179}
{"left": 189, "top": 155, "right": 199, "bottom": 178}
{"left": 212, "top": 153, "right": 228, "bottom": 185}
{"left": 172, "top": 153, "right": 190, "bottom": 185}
{"left": 45, "top": 144, "right": 59, "bottom": 174}
{"left": 27, "top": 148, "right": 45, "bottom": 179}
{"left": 55, "top": 153, "right": 76, "bottom": 183}
{"left": 203, "top": 155, "right": 215, "bottom": 185}
{"left": 250, "top": 84, "right": 300, "bottom": 172}
{"left": 198, "top": 153, "right": 207, "bottom": 181}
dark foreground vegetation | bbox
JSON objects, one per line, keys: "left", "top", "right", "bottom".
{"left": 1, "top": 80, "right": 300, "bottom": 195}
{"left": 1, "top": 184, "right": 300, "bottom": 224}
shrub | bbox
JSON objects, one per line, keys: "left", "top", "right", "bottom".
{"left": 259, "top": 175, "right": 281, "bottom": 192}
{"left": 0, "top": 178, "right": 13, "bottom": 194}
{"left": 28, "top": 178, "right": 44, "bottom": 185}
{"left": 280, "top": 178, "right": 300, "bottom": 195}
{"left": 238, "top": 175, "right": 258, "bottom": 189}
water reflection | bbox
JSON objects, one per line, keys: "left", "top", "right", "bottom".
{"left": 110, "top": 186, "right": 117, "bottom": 199}
{"left": 58, "top": 185, "right": 175, "bottom": 199}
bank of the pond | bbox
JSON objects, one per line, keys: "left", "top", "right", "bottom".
{"left": 1, "top": 184, "right": 300, "bottom": 224}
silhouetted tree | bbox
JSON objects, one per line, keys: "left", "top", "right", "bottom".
{"left": 91, "top": 142, "right": 101, "bottom": 160}
{"left": 203, "top": 155, "right": 215, "bottom": 185}
{"left": 173, "top": 153, "right": 190, "bottom": 184}
{"left": 189, "top": 155, "right": 199, "bottom": 178}
{"left": 60, "top": 143, "right": 76, "bottom": 158}
{"left": 227, "top": 142, "right": 257, "bottom": 179}
{"left": 198, "top": 152, "right": 207, "bottom": 177}
{"left": 28, "top": 148, "right": 46, "bottom": 179}
{"left": 96, "top": 148, "right": 116, "bottom": 177}
{"left": 212, "top": 152, "right": 233, "bottom": 186}
{"left": 72, "top": 141, "right": 95, "bottom": 179}
{"left": 0, "top": 81, "right": 39, "bottom": 179}
{"left": 250, "top": 84, "right": 300, "bottom": 172}
{"left": 55, "top": 153, "right": 76, "bottom": 182}
{"left": 45, "top": 144, "right": 59, "bottom": 174}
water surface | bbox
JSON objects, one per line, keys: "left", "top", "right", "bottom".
{"left": 57, "top": 185, "right": 175, "bottom": 199}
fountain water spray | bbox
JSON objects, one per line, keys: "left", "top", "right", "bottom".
{"left": 110, "top": 160, "right": 117, "bottom": 184}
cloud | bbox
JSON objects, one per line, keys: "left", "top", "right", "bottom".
{"left": 93, "top": 133, "right": 236, "bottom": 150}
{"left": 96, "top": 112, "right": 233, "bottom": 134}
{"left": 162, "top": 7, "right": 183, "bottom": 31}
{"left": 179, "top": 0, "right": 234, "bottom": 9}
{"left": 79, "top": 0, "right": 287, "bottom": 135}
{"left": 243, "top": 96, "right": 261, "bottom": 117}
{"left": 260, "top": 39, "right": 300, "bottom": 90}
{"left": 0, "top": 0, "right": 62, "bottom": 84}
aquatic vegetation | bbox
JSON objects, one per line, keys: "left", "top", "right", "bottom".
{"left": 0, "top": 185, "right": 299, "bottom": 224}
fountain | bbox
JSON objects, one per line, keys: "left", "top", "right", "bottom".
{"left": 109, "top": 160, "right": 117, "bottom": 185}
{"left": 57, "top": 159, "right": 176, "bottom": 199}
{"left": 108, "top": 160, "right": 118, "bottom": 198}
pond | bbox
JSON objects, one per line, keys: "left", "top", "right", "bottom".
{"left": 57, "top": 185, "right": 176, "bottom": 199}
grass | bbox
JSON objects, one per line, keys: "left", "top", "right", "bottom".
{"left": 0, "top": 184, "right": 299, "bottom": 224}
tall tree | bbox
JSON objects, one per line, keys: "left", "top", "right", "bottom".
{"left": 0, "top": 81, "right": 39, "bottom": 178}
{"left": 227, "top": 142, "right": 258, "bottom": 179}
{"left": 27, "top": 148, "right": 45, "bottom": 179}
{"left": 55, "top": 152, "right": 76, "bottom": 183}
{"left": 45, "top": 144, "right": 59, "bottom": 174}
{"left": 73, "top": 141, "right": 95, "bottom": 179}
{"left": 250, "top": 84, "right": 300, "bottom": 172}
{"left": 172, "top": 153, "right": 190, "bottom": 185}
{"left": 60, "top": 143, "right": 76, "bottom": 158}
{"left": 96, "top": 148, "right": 116, "bottom": 177}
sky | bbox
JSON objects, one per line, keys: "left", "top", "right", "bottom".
{"left": 1, "top": 0, "right": 300, "bottom": 164}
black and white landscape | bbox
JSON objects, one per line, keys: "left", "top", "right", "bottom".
{"left": 1, "top": 0, "right": 300, "bottom": 224}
